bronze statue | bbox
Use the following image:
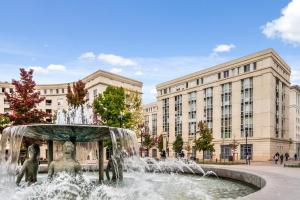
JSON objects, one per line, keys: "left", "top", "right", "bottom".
{"left": 16, "top": 144, "right": 40, "bottom": 186}
{"left": 48, "top": 141, "right": 82, "bottom": 179}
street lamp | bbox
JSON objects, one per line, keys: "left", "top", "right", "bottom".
{"left": 139, "top": 124, "right": 145, "bottom": 157}
{"left": 245, "top": 127, "right": 249, "bottom": 165}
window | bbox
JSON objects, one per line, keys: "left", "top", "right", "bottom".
{"left": 189, "top": 122, "right": 197, "bottom": 135}
{"left": 196, "top": 79, "right": 199, "bottom": 85}
{"left": 204, "top": 150, "right": 212, "bottom": 160}
{"left": 46, "top": 109, "right": 52, "bottom": 114}
{"left": 9, "top": 88, "right": 13, "bottom": 93}
{"left": 152, "top": 114, "right": 157, "bottom": 135}
{"left": 93, "top": 89, "right": 98, "bottom": 97}
{"left": 44, "top": 89, "right": 47, "bottom": 94}
{"left": 221, "top": 83, "right": 232, "bottom": 138}
{"left": 253, "top": 62, "right": 257, "bottom": 70}
{"left": 241, "top": 78, "right": 253, "bottom": 137}
{"left": 204, "top": 88, "right": 213, "bottom": 129}
{"left": 2, "top": 88, "right": 5, "bottom": 93}
{"left": 218, "top": 73, "right": 221, "bottom": 79}
{"left": 163, "top": 88, "right": 167, "bottom": 94}
{"left": 201, "top": 78, "right": 203, "bottom": 84}
{"left": 62, "top": 88, "right": 65, "bottom": 93}
{"left": 221, "top": 145, "right": 232, "bottom": 159}
{"left": 186, "top": 82, "right": 189, "bottom": 88}
{"left": 56, "top": 89, "right": 59, "bottom": 94}
{"left": 223, "top": 70, "right": 229, "bottom": 78}
{"left": 162, "top": 98, "right": 169, "bottom": 134}
{"left": 152, "top": 149, "right": 157, "bottom": 158}
{"left": 244, "top": 64, "right": 250, "bottom": 73}
{"left": 46, "top": 100, "right": 52, "bottom": 106}
{"left": 144, "top": 116, "right": 150, "bottom": 134}
{"left": 240, "top": 144, "right": 253, "bottom": 160}
{"left": 4, "top": 98, "right": 9, "bottom": 104}
{"left": 175, "top": 95, "right": 182, "bottom": 135}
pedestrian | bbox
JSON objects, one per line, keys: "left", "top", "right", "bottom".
{"left": 274, "top": 154, "right": 279, "bottom": 164}
{"left": 284, "top": 152, "right": 289, "bottom": 161}
{"left": 246, "top": 154, "right": 251, "bottom": 165}
{"left": 294, "top": 153, "right": 298, "bottom": 161}
{"left": 160, "top": 150, "right": 166, "bottom": 160}
{"left": 280, "top": 154, "right": 284, "bottom": 164}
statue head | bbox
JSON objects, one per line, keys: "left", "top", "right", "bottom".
{"left": 28, "top": 144, "right": 40, "bottom": 160}
{"left": 63, "top": 141, "right": 75, "bottom": 155}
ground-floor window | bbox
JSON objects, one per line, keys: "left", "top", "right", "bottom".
{"left": 152, "top": 149, "right": 157, "bottom": 158}
{"left": 204, "top": 150, "right": 212, "bottom": 160}
{"left": 221, "top": 145, "right": 231, "bottom": 159}
{"left": 240, "top": 144, "right": 253, "bottom": 160}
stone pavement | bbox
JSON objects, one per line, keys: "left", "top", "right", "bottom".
{"left": 203, "top": 163, "right": 300, "bottom": 200}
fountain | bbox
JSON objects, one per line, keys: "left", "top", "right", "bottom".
{"left": 0, "top": 105, "right": 259, "bottom": 199}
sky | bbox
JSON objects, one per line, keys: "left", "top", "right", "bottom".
{"left": 0, "top": 0, "right": 299, "bottom": 103}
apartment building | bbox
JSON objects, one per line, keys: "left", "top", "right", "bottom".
{"left": 0, "top": 70, "right": 143, "bottom": 115}
{"left": 155, "top": 48, "right": 291, "bottom": 161}
{"left": 289, "top": 85, "right": 300, "bottom": 157}
{"left": 142, "top": 102, "right": 158, "bottom": 157}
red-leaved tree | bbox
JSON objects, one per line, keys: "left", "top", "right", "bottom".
{"left": 5, "top": 68, "right": 50, "bottom": 125}
{"left": 66, "top": 80, "right": 87, "bottom": 108}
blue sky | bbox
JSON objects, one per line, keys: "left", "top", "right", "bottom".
{"left": 0, "top": 0, "right": 299, "bottom": 103}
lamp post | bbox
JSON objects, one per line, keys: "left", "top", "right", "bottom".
{"left": 245, "top": 127, "right": 248, "bottom": 165}
{"left": 139, "top": 124, "right": 145, "bottom": 157}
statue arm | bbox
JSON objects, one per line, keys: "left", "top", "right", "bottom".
{"left": 105, "top": 161, "right": 111, "bottom": 181}
{"left": 16, "top": 160, "right": 28, "bottom": 186}
{"left": 48, "top": 161, "right": 54, "bottom": 180}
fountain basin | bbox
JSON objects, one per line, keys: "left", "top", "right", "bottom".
{"left": 8, "top": 124, "right": 111, "bottom": 142}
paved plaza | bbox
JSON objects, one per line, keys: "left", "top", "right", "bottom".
{"left": 203, "top": 161, "right": 300, "bottom": 200}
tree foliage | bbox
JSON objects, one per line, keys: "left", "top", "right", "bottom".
{"left": 173, "top": 134, "right": 183, "bottom": 155}
{"left": 194, "top": 121, "right": 215, "bottom": 161}
{"left": 157, "top": 135, "right": 164, "bottom": 152}
{"left": 93, "top": 86, "right": 131, "bottom": 128}
{"left": 142, "top": 133, "right": 155, "bottom": 156}
{"left": 5, "top": 68, "right": 50, "bottom": 125}
{"left": 66, "top": 80, "right": 88, "bottom": 108}
{"left": 0, "top": 114, "right": 10, "bottom": 133}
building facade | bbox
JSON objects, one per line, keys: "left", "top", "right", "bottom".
{"left": 155, "top": 49, "right": 291, "bottom": 161}
{"left": 289, "top": 85, "right": 300, "bottom": 158}
{"left": 142, "top": 102, "right": 158, "bottom": 158}
{"left": 0, "top": 69, "right": 143, "bottom": 161}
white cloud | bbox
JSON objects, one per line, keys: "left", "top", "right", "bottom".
{"left": 213, "top": 44, "right": 236, "bottom": 53}
{"left": 28, "top": 64, "right": 66, "bottom": 74}
{"left": 262, "top": 0, "right": 300, "bottom": 45}
{"left": 150, "top": 87, "right": 157, "bottom": 94}
{"left": 79, "top": 52, "right": 96, "bottom": 61}
{"left": 110, "top": 67, "right": 122, "bottom": 74}
{"left": 134, "top": 71, "right": 143, "bottom": 76}
{"left": 98, "top": 54, "right": 137, "bottom": 66}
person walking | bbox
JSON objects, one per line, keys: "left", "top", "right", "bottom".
{"left": 246, "top": 154, "right": 251, "bottom": 165}
{"left": 294, "top": 153, "right": 298, "bottom": 161}
{"left": 274, "top": 154, "right": 279, "bottom": 164}
{"left": 280, "top": 154, "right": 284, "bottom": 164}
{"left": 284, "top": 152, "right": 289, "bottom": 161}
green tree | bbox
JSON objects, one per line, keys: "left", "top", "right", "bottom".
{"left": 0, "top": 114, "right": 10, "bottom": 133}
{"left": 143, "top": 133, "right": 154, "bottom": 157}
{"left": 93, "top": 86, "right": 132, "bottom": 128}
{"left": 194, "top": 121, "right": 215, "bottom": 163}
{"left": 66, "top": 80, "right": 87, "bottom": 108}
{"left": 157, "top": 135, "right": 164, "bottom": 152}
{"left": 173, "top": 134, "right": 183, "bottom": 156}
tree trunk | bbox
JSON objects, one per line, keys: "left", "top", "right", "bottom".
{"left": 203, "top": 151, "right": 205, "bottom": 164}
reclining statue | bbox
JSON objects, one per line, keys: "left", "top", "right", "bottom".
{"left": 48, "top": 141, "right": 82, "bottom": 179}
{"left": 16, "top": 144, "right": 40, "bottom": 186}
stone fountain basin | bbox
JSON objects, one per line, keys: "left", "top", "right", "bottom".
{"left": 10, "top": 124, "right": 111, "bottom": 142}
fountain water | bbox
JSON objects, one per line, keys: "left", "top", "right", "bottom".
{"left": 0, "top": 105, "right": 258, "bottom": 199}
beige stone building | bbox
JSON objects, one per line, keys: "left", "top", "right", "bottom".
{"left": 289, "top": 85, "right": 300, "bottom": 158}
{"left": 0, "top": 69, "right": 143, "bottom": 160}
{"left": 153, "top": 48, "right": 291, "bottom": 161}
{"left": 142, "top": 102, "right": 158, "bottom": 157}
